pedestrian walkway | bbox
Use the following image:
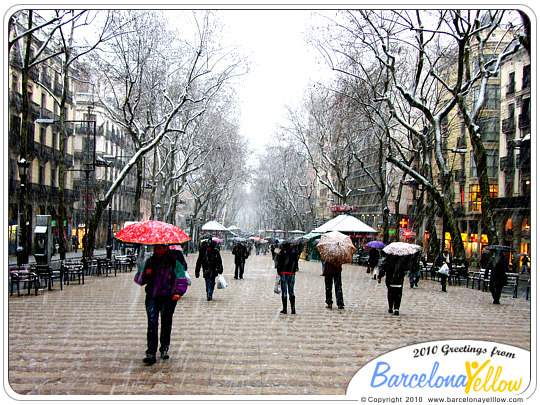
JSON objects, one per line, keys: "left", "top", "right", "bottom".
{"left": 7, "top": 253, "right": 531, "bottom": 396}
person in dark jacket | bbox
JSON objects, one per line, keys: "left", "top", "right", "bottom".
{"left": 367, "top": 248, "right": 380, "bottom": 278}
{"left": 488, "top": 250, "right": 509, "bottom": 304}
{"left": 324, "top": 261, "right": 344, "bottom": 310}
{"left": 195, "top": 240, "right": 223, "bottom": 301}
{"left": 436, "top": 249, "right": 452, "bottom": 292}
{"left": 232, "top": 242, "right": 249, "bottom": 279}
{"left": 378, "top": 253, "right": 411, "bottom": 316}
{"left": 134, "top": 244, "right": 189, "bottom": 365}
{"left": 276, "top": 241, "right": 298, "bottom": 314}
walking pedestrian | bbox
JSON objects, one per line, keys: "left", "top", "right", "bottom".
{"left": 367, "top": 247, "right": 380, "bottom": 279}
{"left": 324, "top": 261, "right": 344, "bottom": 310}
{"left": 437, "top": 249, "right": 452, "bottom": 292}
{"left": 195, "top": 239, "right": 224, "bottom": 301}
{"left": 276, "top": 241, "right": 298, "bottom": 314}
{"left": 408, "top": 263, "right": 421, "bottom": 288}
{"left": 378, "top": 253, "right": 411, "bottom": 316}
{"left": 520, "top": 255, "right": 530, "bottom": 274}
{"left": 488, "top": 250, "right": 509, "bottom": 305}
{"left": 232, "top": 242, "right": 249, "bottom": 279}
{"left": 134, "top": 244, "right": 189, "bottom": 365}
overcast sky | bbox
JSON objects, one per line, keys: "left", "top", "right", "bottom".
{"left": 218, "top": 10, "right": 333, "bottom": 153}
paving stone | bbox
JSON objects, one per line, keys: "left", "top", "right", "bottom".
{"left": 8, "top": 253, "right": 531, "bottom": 396}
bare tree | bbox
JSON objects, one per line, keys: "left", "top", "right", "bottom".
{"left": 315, "top": 9, "right": 524, "bottom": 264}
{"left": 82, "top": 10, "right": 242, "bottom": 257}
{"left": 8, "top": 9, "right": 118, "bottom": 260}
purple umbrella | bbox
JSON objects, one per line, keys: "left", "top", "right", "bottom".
{"left": 366, "top": 240, "right": 386, "bottom": 249}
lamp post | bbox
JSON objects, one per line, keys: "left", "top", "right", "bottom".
{"left": 106, "top": 205, "right": 113, "bottom": 260}
{"left": 17, "top": 158, "right": 30, "bottom": 265}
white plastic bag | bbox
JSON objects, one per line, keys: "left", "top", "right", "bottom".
{"left": 217, "top": 274, "right": 228, "bottom": 289}
{"left": 438, "top": 263, "right": 449, "bottom": 276}
{"left": 185, "top": 271, "right": 192, "bottom": 286}
{"left": 274, "top": 274, "right": 281, "bottom": 294}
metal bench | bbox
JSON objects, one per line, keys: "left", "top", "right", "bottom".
{"left": 480, "top": 271, "right": 520, "bottom": 298}
{"left": 33, "top": 264, "right": 63, "bottom": 291}
{"left": 10, "top": 265, "right": 39, "bottom": 296}
{"left": 62, "top": 259, "right": 85, "bottom": 285}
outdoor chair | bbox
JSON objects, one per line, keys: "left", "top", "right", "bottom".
{"left": 10, "top": 265, "right": 39, "bottom": 296}
{"left": 62, "top": 260, "right": 85, "bottom": 285}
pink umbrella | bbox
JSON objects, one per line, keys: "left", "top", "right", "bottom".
{"left": 114, "top": 220, "right": 190, "bottom": 245}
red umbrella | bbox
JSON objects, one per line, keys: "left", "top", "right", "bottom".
{"left": 114, "top": 220, "right": 190, "bottom": 245}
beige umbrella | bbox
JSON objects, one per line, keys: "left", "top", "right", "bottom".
{"left": 316, "top": 231, "right": 357, "bottom": 266}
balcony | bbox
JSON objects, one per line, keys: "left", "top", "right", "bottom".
{"left": 501, "top": 117, "right": 515, "bottom": 134}
{"left": 492, "top": 196, "right": 530, "bottom": 211}
{"left": 499, "top": 156, "right": 514, "bottom": 173}
{"left": 518, "top": 112, "right": 530, "bottom": 129}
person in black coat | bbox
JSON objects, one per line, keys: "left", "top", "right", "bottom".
{"left": 367, "top": 248, "right": 380, "bottom": 278}
{"left": 195, "top": 240, "right": 223, "bottom": 301}
{"left": 437, "top": 249, "right": 452, "bottom": 292}
{"left": 232, "top": 242, "right": 249, "bottom": 279}
{"left": 488, "top": 251, "right": 509, "bottom": 304}
{"left": 276, "top": 242, "right": 298, "bottom": 314}
{"left": 324, "top": 261, "right": 344, "bottom": 310}
{"left": 378, "top": 253, "right": 413, "bottom": 316}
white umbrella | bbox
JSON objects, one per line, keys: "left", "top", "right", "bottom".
{"left": 383, "top": 242, "right": 422, "bottom": 256}
{"left": 316, "top": 231, "right": 357, "bottom": 266}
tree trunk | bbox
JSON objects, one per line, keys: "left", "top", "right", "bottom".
{"left": 57, "top": 56, "right": 70, "bottom": 261}
{"left": 131, "top": 158, "right": 143, "bottom": 221}
{"left": 469, "top": 132, "right": 499, "bottom": 245}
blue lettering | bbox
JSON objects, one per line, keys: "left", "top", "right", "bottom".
{"left": 418, "top": 373, "right": 427, "bottom": 387}
{"left": 408, "top": 373, "right": 418, "bottom": 388}
{"left": 388, "top": 374, "right": 399, "bottom": 387}
{"left": 371, "top": 362, "right": 390, "bottom": 387}
{"left": 455, "top": 375, "right": 468, "bottom": 387}
{"left": 428, "top": 361, "right": 440, "bottom": 387}
{"left": 369, "top": 360, "right": 468, "bottom": 389}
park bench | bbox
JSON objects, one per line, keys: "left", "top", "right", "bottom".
{"left": 62, "top": 259, "right": 85, "bottom": 285}
{"left": 33, "top": 264, "right": 63, "bottom": 291}
{"left": 479, "top": 270, "right": 520, "bottom": 298}
{"left": 9, "top": 265, "right": 39, "bottom": 296}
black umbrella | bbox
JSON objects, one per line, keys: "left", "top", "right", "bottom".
{"left": 486, "top": 245, "right": 516, "bottom": 253}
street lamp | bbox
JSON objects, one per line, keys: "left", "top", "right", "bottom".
{"left": 17, "top": 158, "right": 30, "bottom": 265}
{"left": 106, "top": 206, "right": 113, "bottom": 260}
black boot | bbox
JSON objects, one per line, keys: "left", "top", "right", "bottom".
{"left": 143, "top": 353, "right": 157, "bottom": 365}
{"left": 280, "top": 297, "right": 287, "bottom": 314}
{"left": 290, "top": 296, "right": 296, "bottom": 314}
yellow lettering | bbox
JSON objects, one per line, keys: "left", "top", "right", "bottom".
{"left": 465, "top": 360, "right": 491, "bottom": 394}
{"left": 464, "top": 360, "right": 524, "bottom": 394}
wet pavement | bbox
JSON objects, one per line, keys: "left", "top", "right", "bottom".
{"left": 7, "top": 252, "right": 531, "bottom": 396}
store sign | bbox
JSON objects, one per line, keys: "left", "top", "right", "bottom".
{"left": 330, "top": 205, "right": 350, "bottom": 212}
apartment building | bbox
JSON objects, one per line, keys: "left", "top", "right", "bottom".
{"left": 496, "top": 46, "right": 531, "bottom": 256}
{"left": 8, "top": 14, "right": 145, "bottom": 256}
{"left": 8, "top": 21, "right": 78, "bottom": 254}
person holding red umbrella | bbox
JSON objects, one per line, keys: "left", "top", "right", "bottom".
{"left": 134, "top": 244, "right": 189, "bottom": 365}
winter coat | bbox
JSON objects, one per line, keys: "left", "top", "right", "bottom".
{"left": 134, "top": 252, "right": 188, "bottom": 298}
{"left": 276, "top": 247, "right": 298, "bottom": 275}
{"left": 378, "top": 253, "right": 408, "bottom": 288}
{"left": 195, "top": 247, "right": 223, "bottom": 279}
{"left": 323, "top": 262, "right": 342, "bottom": 276}
{"left": 368, "top": 248, "right": 380, "bottom": 268}
{"left": 171, "top": 250, "right": 188, "bottom": 272}
{"left": 488, "top": 253, "right": 508, "bottom": 288}
{"left": 232, "top": 244, "right": 249, "bottom": 264}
